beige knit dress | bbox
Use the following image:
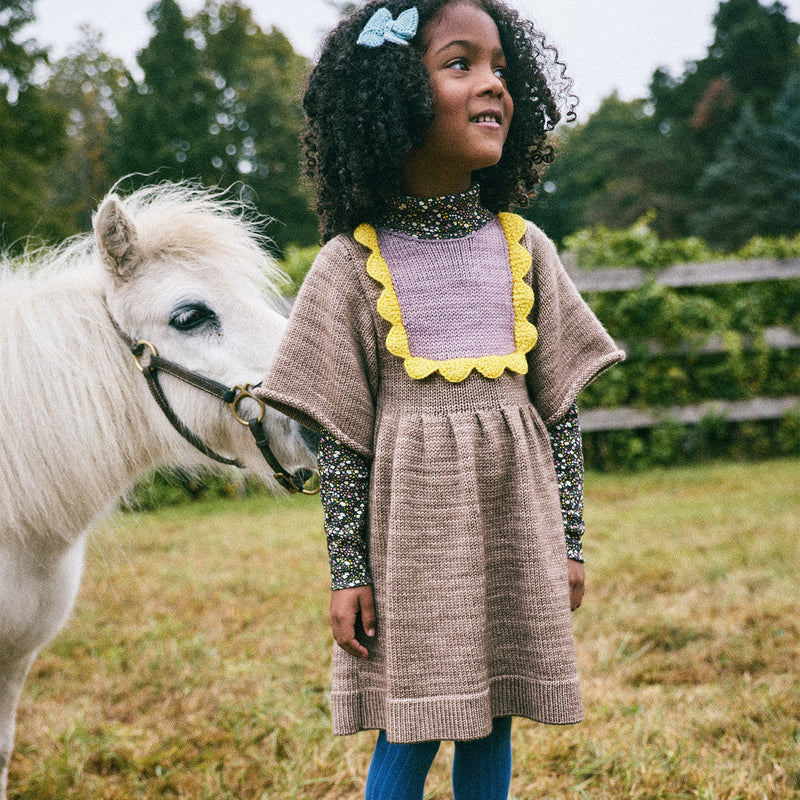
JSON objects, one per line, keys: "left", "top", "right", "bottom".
{"left": 259, "top": 214, "right": 624, "bottom": 743}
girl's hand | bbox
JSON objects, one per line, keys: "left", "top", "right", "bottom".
{"left": 567, "top": 559, "right": 585, "bottom": 611}
{"left": 330, "top": 585, "right": 377, "bottom": 659}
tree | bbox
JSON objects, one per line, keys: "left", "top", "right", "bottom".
{"left": 651, "top": 0, "right": 800, "bottom": 139}
{"left": 44, "top": 27, "right": 131, "bottom": 235}
{"left": 525, "top": 95, "right": 680, "bottom": 243}
{"left": 529, "top": 0, "right": 800, "bottom": 245}
{"left": 0, "top": 0, "right": 67, "bottom": 250}
{"left": 194, "top": 0, "right": 317, "bottom": 248}
{"left": 109, "top": 0, "right": 217, "bottom": 185}
{"left": 763, "top": 71, "right": 800, "bottom": 232}
{"left": 109, "top": 0, "right": 316, "bottom": 250}
{"left": 691, "top": 71, "right": 800, "bottom": 246}
{"left": 649, "top": 0, "right": 800, "bottom": 237}
{"left": 690, "top": 104, "right": 773, "bottom": 246}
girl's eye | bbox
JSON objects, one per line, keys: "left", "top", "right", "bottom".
{"left": 169, "top": 303, "right": 219, "bottom": 333}
{"left": 494, "top": 66, "right": 506, "bottom": 79}
{"left": 447, "top": 58, "right": 469, "bottom": 71}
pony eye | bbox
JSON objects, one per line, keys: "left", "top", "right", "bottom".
{"left": 169, "top": 303, "right": 219, "bottom": 332}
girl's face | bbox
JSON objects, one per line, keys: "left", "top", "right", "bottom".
{"left": 403, "top": 1, "right": 513, "bottom": 197}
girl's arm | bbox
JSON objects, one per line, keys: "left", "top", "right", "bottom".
{"left": 548, "top": 401, "right": 586, "bottom": 611}
{"left": 548, "top": 401, "right": 585, "bottom": 563}
{"left": 318, "top": 431, "right": 376, "bottom": 659}
{"left": 318, "top": 430, "right": 372, "bottom": 589}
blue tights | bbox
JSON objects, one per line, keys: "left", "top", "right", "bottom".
{"left": 364, "top": 716, "right": 512, "bottom": 800}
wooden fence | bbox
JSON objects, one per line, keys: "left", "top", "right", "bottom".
{"left": 571, "top": 258, "right": 800, "bottom": 433}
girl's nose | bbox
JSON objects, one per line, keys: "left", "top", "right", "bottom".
{"left": 477, "top": 67, "right": 505, "bottom": 97}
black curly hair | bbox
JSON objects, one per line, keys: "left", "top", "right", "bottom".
{"left": 303, "top": 0, "right": 576, "bottom": 241}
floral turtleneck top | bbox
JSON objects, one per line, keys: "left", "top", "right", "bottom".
{"left": 319, "top": 186, "right": 586, "bottom": 590}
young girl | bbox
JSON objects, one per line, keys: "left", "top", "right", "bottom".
{"left": 257, "top": 1, "right": 623, "bottom": 797}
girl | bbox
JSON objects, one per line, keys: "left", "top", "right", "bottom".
{"left": 257, "top": 1, "right": 624, "bottom": 797}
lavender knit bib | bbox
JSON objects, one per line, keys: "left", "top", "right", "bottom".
{"left": 376, "top": 219, "right": 515, "bottom": 361}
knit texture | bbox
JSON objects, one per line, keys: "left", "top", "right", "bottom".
{"left": 319, "top": 403, "right": 586, "bottom": 589}
{"left": 376, "top": 219, "right": 516, "bottom": 360}
{"left": 357, "top": 213, "right": 537, "bottom": 382}
{"left": 258, "top": 216, "right": 624, "bottom": 742}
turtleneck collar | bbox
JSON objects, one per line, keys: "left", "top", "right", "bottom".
{"left": 376, "top": 184, "right": 494, "bottom": 240}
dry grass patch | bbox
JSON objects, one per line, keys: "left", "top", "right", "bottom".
{"left": 9, "top": 459, "right": 800, "bottom": 799}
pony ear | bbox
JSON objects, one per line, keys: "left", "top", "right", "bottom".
{"left": 94, "top": 195, "right": 140, "bottom": 280}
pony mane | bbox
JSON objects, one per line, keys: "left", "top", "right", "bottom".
{"left": 0, "top": 182, "right": 289, "bottom": 301}
{"left": 0, "top": 181, "right": 292, "bottom": 541}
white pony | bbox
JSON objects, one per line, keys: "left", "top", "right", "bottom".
{"left": 0, "top": 183, "right": 316, "bottom": 798}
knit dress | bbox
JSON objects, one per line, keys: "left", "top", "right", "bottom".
{"left": 259, "top": 208, "right": 623, "bottom": 744}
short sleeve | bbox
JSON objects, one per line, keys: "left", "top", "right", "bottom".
{"left": 523, "top": 223, "right": 625, "bottom": 426}
{"left": 255, "top": 236, "right": 379, "bottom": 459}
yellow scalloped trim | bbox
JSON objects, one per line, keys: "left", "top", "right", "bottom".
{"left": 355, "top": 212, "right": 537, "bottom": 383}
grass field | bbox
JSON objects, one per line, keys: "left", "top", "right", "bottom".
{"left": 9, "top": 459, "right": 800, "bottom": 799}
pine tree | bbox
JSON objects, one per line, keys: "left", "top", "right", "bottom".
{"left": 763, "top": 71, "right": 800, "bottom": 234}
{"left": 44, "top": 27, "right": 131, "bottom": 235}
{"left": 0, "top": 0, "right": 67, "bottom": 251}
{"left": 109, "top": 0, "right": 216, "bottom": 183}
{"left": 691, "top": 104, "right": 772, "bottom": 246}
{"left": 692, "top": 71, "right": 800, "bottom": 246}
{"left": 650, "top": 0, "right": 800, "bottom": 239}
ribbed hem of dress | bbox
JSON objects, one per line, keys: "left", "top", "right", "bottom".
{"left": 330, "top": 676, "right": 583, "bottom": 743}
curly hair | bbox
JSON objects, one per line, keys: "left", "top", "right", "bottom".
{"left": 303, "top": 0, "right": 576, "bottom": 241}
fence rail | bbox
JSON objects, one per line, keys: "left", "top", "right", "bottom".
{"left": 574, "top": 258, "right": 800, "bottom": 432}
{"left": 573, "top": 257, "right": 800, "bottom": 293}
{"left": 581, "top": 397, "right": 799, "bottom": 433}
{"left": 616, "top": 325, "right": 800, "bottom": 357}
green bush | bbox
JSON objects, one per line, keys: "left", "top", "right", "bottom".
{"left": 562, "top": 213, "right": 800, "bottom": 269}
{"left": 562, "top": 212, "right": 721, "bottom": 269}
{"left": 583, "top": 409, "right": 800, "bottom": 472}
{"left": 278, "top": 243, "right": 320, "bottom": 294}
{"left": 124, "top": 467, "right": 271, "bottom": 512}
{"left": 566, "top": 218, "right": 800, "bottom": 470}
{"left": 129, "top": 223, "right": 799, "bottom": 507}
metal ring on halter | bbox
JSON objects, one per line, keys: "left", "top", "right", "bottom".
{"left": 132, "top": 340, "right": 158, "bottom": 372}
{"left": 228, "top": 384, "right": 266, "bottom": 426}
{"left": 281, "top": 468, "right": 321, "bottom": 495}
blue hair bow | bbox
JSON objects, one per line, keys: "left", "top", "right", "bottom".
{"left": 357, "top": 6, "right": 419, "bottom": 48}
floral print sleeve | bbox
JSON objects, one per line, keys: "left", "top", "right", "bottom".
{"left": 318, "top": 430, "right": 373, "bottom": 589}
{"left": 548, "top": 401, "right": 586, "bottom": 562}
{"left": 319, "top": 401, "right": 587, "bottom": 588}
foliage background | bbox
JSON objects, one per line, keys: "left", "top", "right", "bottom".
{"left": 1, "top": 0, "right": 799, "bottom": 478}
{"left": 1, "top": 0, "right": 798, "bottom": 254}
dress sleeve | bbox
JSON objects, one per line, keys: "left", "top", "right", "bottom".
{"left": 548, "top": 402, "right": 586, "bottom": 562}
{"left": 318, "top": 431, "right": 372, "bottom": 589}
{"left": 524, "top": 223, "right": 625, "bottom": 426}
{"left": 255, "top": 236, "right": 379, "bottom": 458}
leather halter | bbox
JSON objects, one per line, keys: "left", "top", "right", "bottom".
{"left": 112, "top": 318, "right": 318, "bottom": 494}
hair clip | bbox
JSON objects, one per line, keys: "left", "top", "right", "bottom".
{"left": 357, "top": 7, "right": 419, "bottom": 48}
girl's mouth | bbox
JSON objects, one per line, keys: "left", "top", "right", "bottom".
{"left": 471, "top": 113, "right": 502, "bottom": 128}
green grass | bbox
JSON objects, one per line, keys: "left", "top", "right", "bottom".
{"left": 9, "top": 459, "right": 800, "bottom": 799}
